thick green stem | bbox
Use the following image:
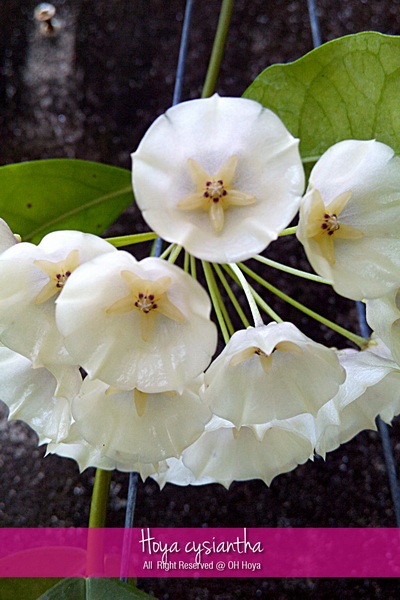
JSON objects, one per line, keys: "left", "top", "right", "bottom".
{"left": 89, "top": 468, "right": 112, "bottom": 528}
{"left": 105, "top": 232, "right": 158, "bottom": 247}
{"left": 201, "top": 0, "right": 235, "bottom": 98}
{"left": 238, "top": 262, "right": 368, "bottom": 349}
{"left": 254, "top": 255, "right": 331, "bottom": 284}
{"left": 87, "top": 469, "right": 112, "bottom": 576}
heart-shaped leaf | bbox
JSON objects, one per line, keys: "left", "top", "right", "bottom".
{"left": 36, "top": 577, "right": 155, "bottom": 599}
{"left": 0, "top": 159, "right": 133, "bottom": 243}
{"left": 244, "top": 32, "right": 400, "bottom": 163}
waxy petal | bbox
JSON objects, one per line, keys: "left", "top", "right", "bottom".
{"left": 71, "top": 377, "right": 211, "bottom": 464}
{"left": 132, "top": 95, "right": 304, "bottom": 263}
{"left": 56, "top": 252, "right": 217, "bottom": 392}
{"left": 0, "top": 231, "right": 116, "bottom": 367}
{"left": 203, "top": 322, "right": 345, "bottom": 427}
{"left": 297, "top": 140, "right": 400, "bottom": 300}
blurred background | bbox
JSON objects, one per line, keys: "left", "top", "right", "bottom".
{"left": 1, "top": 1, "right": 400, "bottom": 598}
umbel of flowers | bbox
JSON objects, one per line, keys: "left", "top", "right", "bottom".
{"left": 1, "top": 95, "right": 400, "bottom": 487}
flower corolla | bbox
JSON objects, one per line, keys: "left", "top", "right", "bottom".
{"left": 152, "top": 413, "right": 315, "bottom": 489}
{"left": 132, "top": 94, "right": 305, "bottom": 262}
{"left": 0, "top": 345, "right": 81, "bottom": 443}
{"left": 365, "top": 289, "right": 400, "bottom": 366}
{"left": 203, "top": 322, "right": 345, "bottom": 427}
{"left": 69, "top": 376, "right": 211, "bottom": 464}
{"left": 315, "top": 342, "right": 400, "bottom": 457}
{"left": 56, "top": 252, "right": 217, "bottom": 392}
{"left": 297, "top": 140, "right": 400, "bottom": 300}
{"left": 0, "top": 230, "right": 116, "bottom": 366}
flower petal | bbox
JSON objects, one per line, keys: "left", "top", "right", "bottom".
{"left": 56, "top": 252, "right": 217, "bottom": 392}
{"left": 71, "top": 376, "right": 211, "bottom": 464}
{"left": 0, "top": 231, "right": 116, "bottom": 367}
{"left": 204, "top": 322, "right": 345, "bottom": 427}
{"left": 132, "top": 94, "right": 304, "bottom": 263}
{"left": 297, "top": 140, "right": 400, "bottom": 300}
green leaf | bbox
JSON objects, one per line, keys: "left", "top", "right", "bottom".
{"left": 36, "top": 578, "right": 85, "bottom": 600}
{"left": 0, "top": 578, "right": 62, "bottom": 600}
{"left": 86, "top": 579, "right": 154, "bottom": 599}
{"left": 244, "top": 32, "right": 400, "bottom": 163}
{"left": 0, "top": 159, "right": 133, "bottom": 243}
{"left": 36, "top": 578, "right": 155, "bottom": 600}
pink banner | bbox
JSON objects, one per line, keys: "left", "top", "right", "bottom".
{"left": 0, "top": 528, "right": 399, "bottom": 577}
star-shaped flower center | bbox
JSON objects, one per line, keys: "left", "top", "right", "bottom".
{"left": 230, "top": 341, "right": 303, "bottom": 374}
{"left": 177, "top": 155, "right": 256, "bottom": 232}
{"left": 34, "top": 249, "right": 80, "bottom": 304}
{"left": 106, "top": 271, "right": 185, "bottom": 341}
{"left": 305, "top": 189, "right": 364, "bottom": 265}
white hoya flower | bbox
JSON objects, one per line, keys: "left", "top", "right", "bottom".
{"left": 56, "top": 252, "right": 217, "bottom": 392}
{"left": 46, "top": 424, "right": 164, "bottom": 476}
{"left": 132, "top": 94, "right": 305, "bottom": 263}
{"left": 0, "top": 218, "right": 19, "bottom": 253}
{"left": 316, "top": 342, "right": 400, "bottom": 458}
{"left": 69, "top": 376, "right": 211, "bottom": 464}
{"left": 0, "top": 345, "right": 81, "bottom": 444}
{"left": 297, "top": 140, "right": 400, "bottom": 300}
{"left": 0, "top": 230, "right": 116, "bottom": 367}
{"left": 365, "top": 289, "right": 400, "bottom": 366}
{"left": 152, "top": 413, "right": 315, "bottom": 489}
{"left": 203, "top": 322, "right": 345, "bottom": 428}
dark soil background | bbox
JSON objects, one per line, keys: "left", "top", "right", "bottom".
{"left": 1, "top": 1, "right": 400, "bottom": 598}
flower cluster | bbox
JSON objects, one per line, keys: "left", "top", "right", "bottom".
{"left": 1, "top": 95, "right": 400, "bottom": 489}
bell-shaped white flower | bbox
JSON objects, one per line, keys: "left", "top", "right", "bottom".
{"left": 69, "top": 375, "right": 211, "bottom": 464}
{"left": 152, "top": 413, "right": 315, "bottom": 489}
{"left": 316, "top": 342, "right": 400, "bottom": 457}
{"left": 297, "top": 140, "right": 400, "bottom": 300}
{"left": 132, "top": 94, "right": 305, "bottom": 263}
{"left": 0, "top": 346, "right": 81, "bottom": 444}
{"left": 0, "top": 218, "right": 19, "bottom": 253}
{"left": 203, "top": 322, "right": 345, "bottom": 427}
{"left": 46, "top": 423, "right": 165, "bottom": 475}
{"left": 365, "top": 289, "right": 400, "bottom": 366}
{"left": 0, "top": 230, "right": 116, "bottom": 367}
{"left": 56, "top": 252, "right": 217, "bottom": 392}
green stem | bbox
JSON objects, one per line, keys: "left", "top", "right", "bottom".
{"left": 168, "top": 244, "right": 183, "bottom": 264}
{"left": 248, "top": 284, "right": 283, "bottom": 323}
{"left": 105, "top": 232, "right": 158, "bottom": 247}
{"left": 159, "top": 243, "right": 174, "bottom": 260}
{"left": 86, "top": 469, "right": 112, "bottom": 576}
{"left": 229, "top": 263, "right": 263, "bottom": 327}
{"left": 202, "top": 261, "right": 230, "bottom": 343}
{"left": 208, "top": 267, "right": 234, "bottom": 336}
{"left": 238, "top": 262, "right": 368, "bottom": 349}
{"left": 302, "top": 154, "right": 321, "bottom": 163}
{"left": 201, "top": 0, "right": 235, "bottom": 98}
{"left": 190, "top": 254, "right": 197, "bottom": 279}
{"left": 278, "top": 226, "right": 297, "bottom": 236}
{"left": 88, "top": 468, "right": 112, "bottom": 528}
{"left": 213, "top": 263, "right": 250, "bottom": 328}
{"left": 223, "top": 264, "right": 281, "bottom": 323}
{"left": 253, "top": 255, "right": 331, "bottom": 284}
{"left": 184, "top": 250, "right": 190, "bottom": 273}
